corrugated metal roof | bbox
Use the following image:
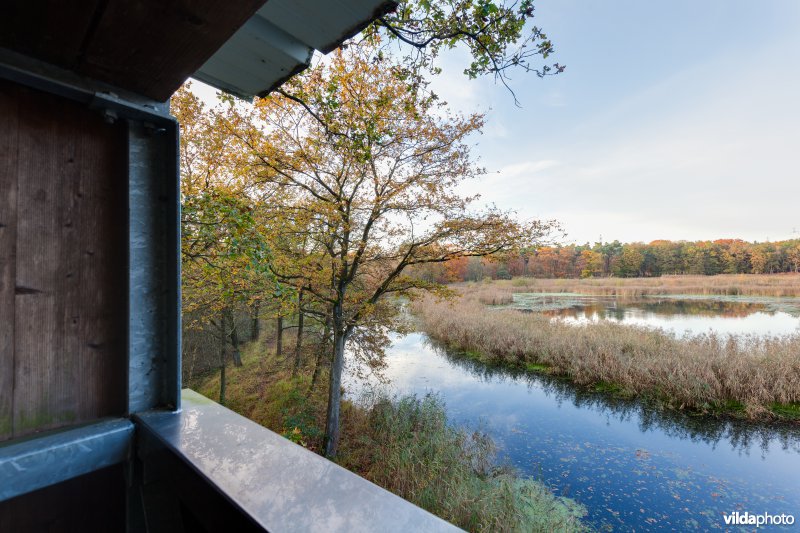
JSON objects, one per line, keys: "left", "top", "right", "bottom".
{"left": 194, "top": 0, "right": 395, "bottom": 100}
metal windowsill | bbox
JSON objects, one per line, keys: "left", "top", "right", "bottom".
{"left": 0, "top": 418, "right": 134, "bottom": 502}
{"left": 134, "top": 388, "right": 460, "bottom": 532}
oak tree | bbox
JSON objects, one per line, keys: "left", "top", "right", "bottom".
{"left": 224, "top": 45, "right": 534, "bottom": 456}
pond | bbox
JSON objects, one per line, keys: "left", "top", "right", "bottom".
{"left": 498, "top": 293, "right": 800, "bottom": 337}
{"left": 346, "top": 332, "right": 800, "bottom": 531}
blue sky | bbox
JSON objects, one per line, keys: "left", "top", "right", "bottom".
{"left": 191, "top": 1, "right": 800, "bottom": 245}
{"left": 425, "top": 0, "right": 800, "bottom": 244}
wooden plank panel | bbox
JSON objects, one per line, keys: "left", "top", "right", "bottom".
{"left": 13, "top": 84, "right": 70, "bottom": 436}
{"left": 73, "top": 103, "right": 127, "bottom": 420}
{"left": 0, "top": 81, "right": 19, "bottom": 441}
{"left": 12, "top": 83, "right": 127, "bottom": 438}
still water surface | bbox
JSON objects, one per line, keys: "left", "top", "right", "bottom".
{"left": 347, "top": 296, "right": 800, "bottom": 530}
{"left": 500, "top": 293, "right": 800, "bottom": 337}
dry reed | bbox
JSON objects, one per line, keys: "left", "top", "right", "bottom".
{"left": 413, "top": 292, "right": 800, "bottom": 419}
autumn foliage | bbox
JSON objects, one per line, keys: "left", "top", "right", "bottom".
{"left": 412, "top": 238, "right": 800, "bottom": 282}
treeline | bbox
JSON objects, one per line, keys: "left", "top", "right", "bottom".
{"left": 410, "top": 239, "right": 800, "bottom": 282}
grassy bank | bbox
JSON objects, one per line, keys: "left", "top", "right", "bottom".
{"left": 465, "top": 273, "right": 800, "bottom": 301}
{"left": 194, "top": 345, "right": 586, "bottom": 532}
{"left": 413, "top": 294, "right": 800, "bottom": 420}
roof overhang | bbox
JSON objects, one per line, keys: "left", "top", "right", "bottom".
{"left": 0, "top": 0, "right": 395, "bottom": 102}
{"left": 195, "top": 0, "right": 397, "bottom": 100}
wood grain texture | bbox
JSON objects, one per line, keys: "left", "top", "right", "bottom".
{"left": 0, "top": 81, "right": 19, "bottom": 440}
{"left": 73, "top": 102, "right": 128, "bottom": 420}
{"left": 4, "top": 80, "right": 127, "bottom": 440}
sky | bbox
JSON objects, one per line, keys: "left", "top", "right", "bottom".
{"left": 191, "top": 0, "right": 800, "bottom": 245}
{"left": 425, "top": 0, "right": 800, "bottom": 245}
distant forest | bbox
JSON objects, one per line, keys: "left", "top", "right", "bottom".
{"left": 411, "top": 239, "right": 800, "bottom": 282}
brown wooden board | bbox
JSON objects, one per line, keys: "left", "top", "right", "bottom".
{"left": 73, "top": 100, "right": 128, "bottom": 420}
{"left": 0, "top": 80, "right": 19, "bottom": 440}
{"left": 3, "top": 80, "right": 127, "bottom": 441}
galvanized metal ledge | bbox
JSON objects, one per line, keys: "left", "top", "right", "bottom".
{"left": 135, "top": 389, "right": 460, "bottom": 533}
{"left": 0, "top": 418, "right": 134, "bottom": 502}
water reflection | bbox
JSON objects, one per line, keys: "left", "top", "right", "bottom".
{"left": 430, "top": 337, "right": 800, "bottom": 457}
{"left": 501, "top": 294, "right": 800, "bottom": 337}
{"left": 347, "top": 333, "right": 800, "bottom": 531}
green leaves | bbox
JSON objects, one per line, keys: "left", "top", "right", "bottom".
{"left": 366, "top": 0, "right": 564, "bottom": 100}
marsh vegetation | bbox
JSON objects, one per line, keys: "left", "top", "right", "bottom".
{"left": 468, "top": 273, "right": 800, "bottom": 300}
{"left": 414, "top": 277, "right": 800, "bottom": 420}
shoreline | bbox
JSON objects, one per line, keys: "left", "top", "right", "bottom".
{"left": 446, "top": 344, "right": 800, "bottom": 422}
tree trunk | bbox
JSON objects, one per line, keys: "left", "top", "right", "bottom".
{"left": 219, "top": 312, "right": 228, "bottom": 405}
{"left": 276, "top": 316, "right": 284, "bottom": 357}
{"left": 323, "top": 323, "right": 346, "bottom": 458}
{"left": 309, "top": 349, "right": 324, "bottom": 392}
{"left": 219, "top": 362, "right": 227, "bottom": 406}
{"left": 219, "top": 338, "right": 227, "bottom": 405}
{"left": 250, "top": 301, "right": 260, "bottom": 341}
{"left": 228, "top": 310, "right": 242, "bottom": 367}
{"left": 309, "top": 317, "right": 331, "bottom": 393}
{"left": 292, "top": 291, "right": 304, "bottom": 377}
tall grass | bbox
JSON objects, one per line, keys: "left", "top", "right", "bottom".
{"left": 413, "top": 294, "right": 800, "bottom": 419}
{"left": 477, "top": 291, "right": 514, "bottom": 305}
{"left": 197, "top": 347, "right": 587, "bottom": 532}
{"left": 464, "top": 273, "right": 800, "bottom": 299}
{"left": 339, "top": 394, "right": 586, "bottom": 532}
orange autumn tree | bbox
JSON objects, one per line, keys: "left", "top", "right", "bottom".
{"left": 221, "top": 44, "right": 534, "bottom": 456}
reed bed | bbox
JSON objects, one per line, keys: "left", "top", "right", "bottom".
{"left": 413, "top": 293, "right": 800, "bottom": 419}
{"left": 463, "top": 273, "right": 800, "bottom": 299}
{"left": 477, "top": 291, "right": 514, "bottom": 305}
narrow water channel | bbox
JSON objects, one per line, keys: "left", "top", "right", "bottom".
{"left": 346, "top": 330, "right": 800, "bottom": 531}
